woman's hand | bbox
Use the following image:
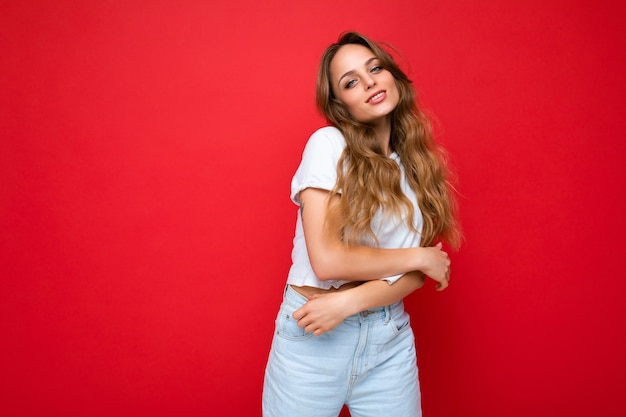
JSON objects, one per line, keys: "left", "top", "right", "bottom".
{"left": 292, "top": 291, "right": 354, "bottom": 336}
{"left": 419, "top": 243, "right": 451, "bottom": 291}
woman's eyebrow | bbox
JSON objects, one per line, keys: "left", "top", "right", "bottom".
{"left": 337, "top": 57, "right": 378, "bottom": 87}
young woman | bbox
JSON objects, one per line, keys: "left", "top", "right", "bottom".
{"left": 262, "top": 32, "right": 461, "bottom": 417}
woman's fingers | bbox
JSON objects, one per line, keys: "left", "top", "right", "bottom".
{"left": 298, "top": 314, "right": 327, "bottom": 335}
{"left": 423, "top": 244, "right": 451, "bottom": 291}
{"left": 293, "top": 296, "right": 344, "bottom": 335}
{"left": 292, "top": 306, "right": 305, "bottom": 321}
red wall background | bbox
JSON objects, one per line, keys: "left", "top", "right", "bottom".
{"left": 2, "top": 1, "right": 625, "bottom": 416}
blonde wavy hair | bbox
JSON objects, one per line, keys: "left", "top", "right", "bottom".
{"left": 317, "top": 32, "right": 462, "bottom": 249}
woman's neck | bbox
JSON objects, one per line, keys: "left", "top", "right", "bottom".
{"left": 371, "top": 117, "right": 392, "bottom": 156}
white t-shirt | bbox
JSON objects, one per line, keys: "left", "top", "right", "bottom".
{"left": 287, "top": 126, "right": 424, "bottom": 290}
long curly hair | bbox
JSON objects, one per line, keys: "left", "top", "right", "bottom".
{"left": 316, "top": 32, "right": 462, "bottom": 249}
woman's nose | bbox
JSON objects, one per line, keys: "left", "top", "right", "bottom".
{"left": 364, "top": 76, "right": 376, "bottom": 89}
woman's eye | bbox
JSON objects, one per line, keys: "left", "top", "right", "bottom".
{"left": 371, "top": 65, "right": 383, "bottom": 73}
{"left": 345, "top": 79, "right": 357, "bottom": 89}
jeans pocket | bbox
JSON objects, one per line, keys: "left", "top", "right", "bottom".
{"left": 276, "top": 303, "right": 314, "bottom": 341}
{"left": 389, "top": 310, "right": 411, "bottom": 336}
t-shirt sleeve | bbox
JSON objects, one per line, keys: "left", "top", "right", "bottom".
{"left": 290, "top": 128, "right": 345, "bottom": 206}
{"left": 382, "top": 273, "right": 404, "bottom": 285}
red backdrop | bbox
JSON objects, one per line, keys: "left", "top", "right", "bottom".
{"left": 2, "top": 1, "right": 625, "bottom": 416}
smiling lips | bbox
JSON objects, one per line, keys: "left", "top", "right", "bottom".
{"left": 366, "top": 90, "right": 386, "bottom": 104}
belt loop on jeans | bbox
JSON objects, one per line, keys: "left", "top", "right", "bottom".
{"left": 383, "top": 305, "right": 391, "bottom": 324}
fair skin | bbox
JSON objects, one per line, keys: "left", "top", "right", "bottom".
{"left": 291, "top": 43, "right": 451, "bottom": 336}
{"left": 332, "top": 43, "right": 400, "bottom": 155}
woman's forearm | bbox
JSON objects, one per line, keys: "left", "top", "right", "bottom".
{"left": 343, "top": 271, "right": 426, "bottom": 316}
{"left": 292, "top": 271, "right": 426, "bottom": 336}
{"left": 310, "top": 244, "right": 427, "bottom": 282}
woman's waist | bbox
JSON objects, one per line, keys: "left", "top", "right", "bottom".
{"left": 290, "top": 281, "right": 363, "bottom": 299}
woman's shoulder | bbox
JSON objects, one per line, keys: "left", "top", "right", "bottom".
{"left": 305, "top": 126, "right": 346, "bottom": 151}
{"left": 311, "top": 125, "right": 343, "bottom": 138}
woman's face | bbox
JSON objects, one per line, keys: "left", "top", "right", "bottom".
{"left": 330, "top": 44, "right": 399, "bottom": 125}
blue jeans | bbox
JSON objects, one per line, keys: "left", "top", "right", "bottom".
{"left": 263, "top": 285, "right": 421, "bottom": 417}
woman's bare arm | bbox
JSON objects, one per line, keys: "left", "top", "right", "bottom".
{"left": 292, "top": 271, "right": 429, "bottom": 336}
{"left": 300, "top": 188, "right": 450, "bottom": 284}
